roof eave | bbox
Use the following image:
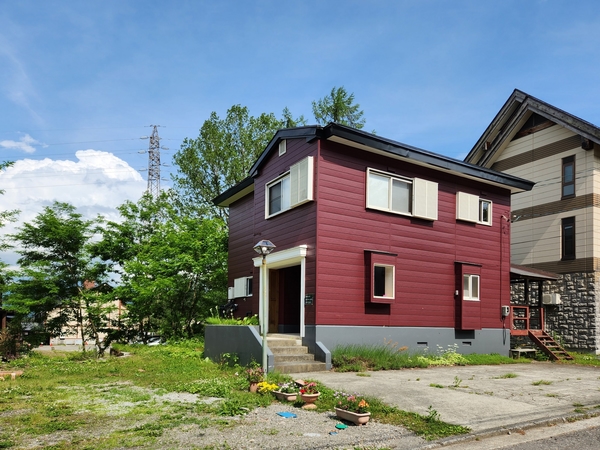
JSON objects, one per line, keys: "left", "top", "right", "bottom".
{"left": 213, "top": 176, "right": 254, "bottom": 207}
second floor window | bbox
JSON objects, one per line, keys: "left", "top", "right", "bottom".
{"left": 366, "top": 168, "right": 438, "bottom": 221}
{"left": 562, "top": 155, "right": 575, "bottom": 198}
{"left": 266, "top": 156, "right": 314, "bottom": 218}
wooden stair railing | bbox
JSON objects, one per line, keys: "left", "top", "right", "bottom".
{"left": 528, "top": 331, "right": 574, "bottom": 361}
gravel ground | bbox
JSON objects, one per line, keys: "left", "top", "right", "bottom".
{"left": 159, "top": 403, "right": 426, "bottom": 450}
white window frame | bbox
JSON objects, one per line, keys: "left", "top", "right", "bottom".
{"left": 279, "top": 140, "right": 286, "bottom": 156}
{"left": 366, "top": 168, "right": 438, "bottom": 220}
{"left": 265, "top": 156, "right": 313, "bottom": 218}
{"left": 456, "top": 192, "right": 492, "bottom": 226}
{"left": 479, "top": 199, "right": 492, "bottom": 225}
{"left": 463, "top": 274, "right": 480, "bottom": 301}
{"left": 373, "top": 264, "right": 395, "bottom": 300}
{"left": 233, "top": 276, "right": 252, "bottom": 298}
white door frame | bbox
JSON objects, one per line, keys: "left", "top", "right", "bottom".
{"left": 253, "top": 245, "right": 308, "bottom": 337}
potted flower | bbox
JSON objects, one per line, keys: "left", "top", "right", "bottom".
{"left": 334, "top": 391, "right": 371, "bottom": 425}
{"left": 245, "top": 365, "right": 264, "bottom": 393}
{"left": 272, "top": 381, "right": 299, "bottom": 402}
{"left": 299, "top": 381, "right": 320, "bottom": 403}
{"left": 257, "top": 381, "right": 278, "bottom": 395}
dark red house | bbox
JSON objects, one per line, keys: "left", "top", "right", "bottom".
{"left": 214, "top": 124, "right": 534, "bottom": 358}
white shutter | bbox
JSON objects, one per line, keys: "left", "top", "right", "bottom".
{"left": 233, "top": 277, "right": 246, "bottom": 298}
{"left": 457, "top": 192, "right": 479, "bottom": 222}
{"left": 412, "top": 178, "right": 438, "bottom": 220}
{"left": 290, "top": 156, "right": 313, "bottom": 206}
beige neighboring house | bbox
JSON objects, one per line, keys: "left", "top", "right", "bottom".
{"left": 49, "top": 285, "right": 125, "bottom": 346}
{"left": 465, "top": 89, "right": 600, "bottom": 354}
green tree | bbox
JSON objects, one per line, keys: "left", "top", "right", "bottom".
{"left": 4, "top": 202, "right": 117, "bottom": 355}
{"left": 312, "top": 86, "right": 366, "bottom": 129}
{"left": 172, "top": 105, "right": 304, "bottom": 221}
{"left": 1, "top": 161, "right": 20, "bottom": 355}
{"left": 94, "top": 192, "right": 228, "bottom": 340}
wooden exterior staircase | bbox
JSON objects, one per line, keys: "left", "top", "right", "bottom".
{"left": 528, "top": 331, "right": 574, "bottom": 361}
{"left": 267, "top": 334, "right": 328, "bottom": 373}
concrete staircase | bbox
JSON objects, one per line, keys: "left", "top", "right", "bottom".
{"left": 267, "top": 334, "right": 328, "bottom": 373}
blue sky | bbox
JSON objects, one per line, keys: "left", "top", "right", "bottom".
{"left": 1, "top": 1, "right": 600, "bottom": 262}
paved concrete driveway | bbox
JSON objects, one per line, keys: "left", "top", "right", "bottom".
{"left": 296, "top": 362, "right": 600, "bottom": 433}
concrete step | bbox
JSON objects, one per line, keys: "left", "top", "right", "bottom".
{"left": 270, "top": 345, "right": 308, "bottom": 355}
{"left": 266, "top": 336, "right": 302, "bottom": 347}
{"left": 274, "top": 353, "right": 316, "bottom": 363}
{"left": 273, "top": 361, "right": 328, "bottom": 374}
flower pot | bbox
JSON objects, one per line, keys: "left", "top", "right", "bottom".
{"left": 273, "top": 390, "right": 297, "bottom": 402}
{"left": 249, "top": 382, "right": 259, "bottom": 393}
{"left": 335, "top": 407, "right": 371, "bottom": 425}
{"left": 300, "top": 392, "right": 320, "bottom": 403}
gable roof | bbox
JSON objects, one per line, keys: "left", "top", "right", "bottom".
{"left": 214, "top": 123, "right": 534, "bottom": 207}
{"left": 465, "top": 89, "right": 600, "bottom": 167}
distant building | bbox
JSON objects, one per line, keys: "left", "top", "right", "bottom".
{"left": 465, "top": 89, "right": 600, "bottom": 353}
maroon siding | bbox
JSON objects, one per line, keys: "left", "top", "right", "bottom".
{"left": 226, "top": 138, "right": 319, "bottom": 323}
{"left": 226, "top": 135, "right": 513, "bottom": 331}
{"left": 227, "top": 194, "right": 257, "bottom": 318}
{"left": 315, "top": 140, "right": 511, "bottom": 329}
{"left": 253, "top": 138, "right": 319, "bottom": 324}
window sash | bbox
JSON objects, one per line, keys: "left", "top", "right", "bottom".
{"left": 373, "top": 264, "right": 395, "bottom": 299}
{"left": 562, "top": 156, "right": 575, "bottom": 198}
{"left": 479, "top": 199, "right": 492, "bottom": 225}
{"left": 463, "top": 274, "right": 480, "bottom": 301}
{"left": 561, "top": 217, "right": 575, "bottom": 260}
{"left": 268, "top": 176, "right": 290, "bottom": 215}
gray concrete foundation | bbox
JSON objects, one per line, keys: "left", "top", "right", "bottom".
{"left": 304, "top": 325, "right": 510, "bottom": 357}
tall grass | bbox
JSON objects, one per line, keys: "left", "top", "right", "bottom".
{"left": 332, "top": 343, "right": 518, "bottom": 372}
{"left": 332, "top": 343, "right": 429, "bottom": 371}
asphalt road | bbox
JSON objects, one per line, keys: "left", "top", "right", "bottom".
{"left": 442, "top": 415, "right": 600, "bottom": 449}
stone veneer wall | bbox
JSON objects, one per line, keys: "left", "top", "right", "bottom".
{"left": 510, "top": 271, "right": 600, "bottom": 353}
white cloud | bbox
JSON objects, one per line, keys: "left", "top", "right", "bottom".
{"left": 0, "top": 133, "right": 42, "bottom": 153}
{"left": 0, "top": 150, "right": 146, "bottom": 266}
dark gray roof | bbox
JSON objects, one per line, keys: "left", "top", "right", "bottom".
{"left": 466, "top": 89, "right": 600, "bottom": 167}
{"left": 214, "top": 123, "right": 535, "bottom": 207}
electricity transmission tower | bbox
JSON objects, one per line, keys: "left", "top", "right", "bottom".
{"left": 143, "top": 125, "right": 162, "bottom": 198}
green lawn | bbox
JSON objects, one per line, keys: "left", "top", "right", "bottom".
{"left": 0, "top": 340, "right": 474, "bottom": 448}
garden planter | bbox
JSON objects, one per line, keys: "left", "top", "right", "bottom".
{"left": 300, "top": 392, "right": 320, "bottom": 403}
{"left": 272, "top": 391, "right": 297, "bottom": 402}
{"left": 335, "top": 408, "right": 371, "bottom": 425}
{"left": 249, "top": 382, "right": 259, "bottom": 393}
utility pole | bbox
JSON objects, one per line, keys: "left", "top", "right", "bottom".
{"left": 142, "top": 125, "right": 162, "bottom": 198}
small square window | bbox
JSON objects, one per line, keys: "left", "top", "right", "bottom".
{"left": 463, "top": 274, "right": 480, "bottom": 301}
{"left": 374, "top": 264, "right": 395, "bottom": 299}
{"left": 279, "top": 140, "right": 286, "bottom": 156}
